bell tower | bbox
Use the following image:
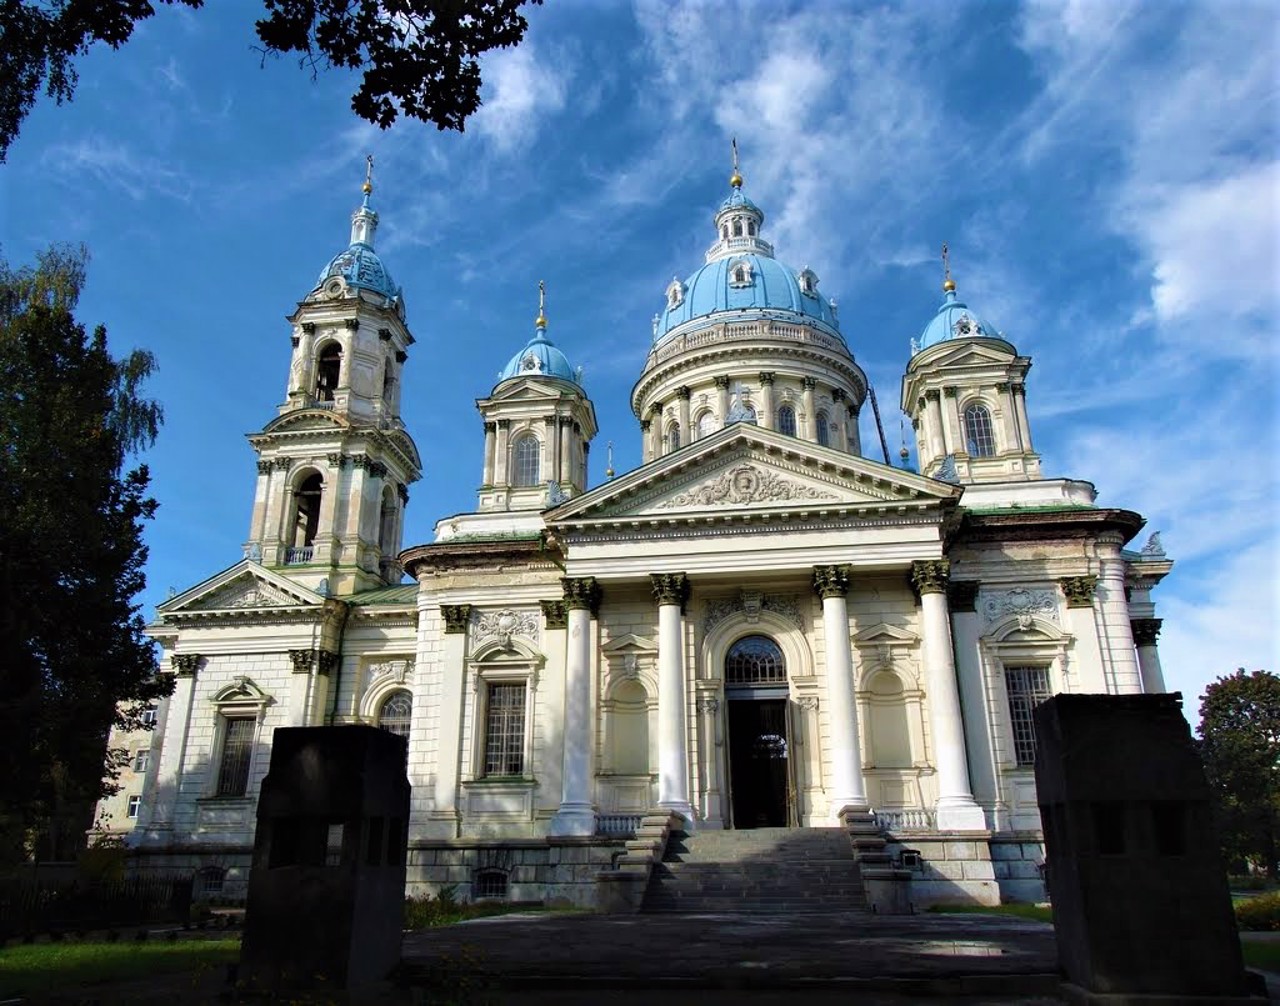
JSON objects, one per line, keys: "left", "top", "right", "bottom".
{"left": 244, "top": 158, "right": 422, "bottom": 593}
{"left": 475, "top": 283, "right": 597, "bottom": 512}
{"left": 901, "top": 249, "right": 1040, "bottom": 483}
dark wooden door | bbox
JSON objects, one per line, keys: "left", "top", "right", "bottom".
{"left": 728, "top": 698, "right": 789, "bottom": 828}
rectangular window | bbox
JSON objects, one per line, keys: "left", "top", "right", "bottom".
{"left": 141, "top": 706, "right": 158, "bottom": 727}
{"left": 484, "top": 683, "right": 527, "bottom": 777}
{"left": 216, "top": 717, "right": 255, "bottom": 797}
{"left": 127, "top": 795, "right": 141, "bottom": 819}
{"left": 1005, "top": 665, "right": 1052, "bottom": 766}
{"left": 133, "top": 750, "right": 150, "bottom": 773}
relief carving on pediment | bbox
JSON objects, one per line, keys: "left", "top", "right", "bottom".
{"left": 658, "top": 463, "right": 838, "bottom": 509}
{"left": 202, "top": 578, "right": 299, "bottom": 610}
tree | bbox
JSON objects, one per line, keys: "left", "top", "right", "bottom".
{"left": 1197, "top": 669, "right": 1280, "bottom": 877}
{"left": 0, "top": 0, "right": 542, "bottom": 162}
{"left": 0, "top": 244, "right": 171, "bottom": 864}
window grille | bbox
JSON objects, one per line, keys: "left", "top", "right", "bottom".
{"left": 816, "top": 411, "right": 831, "bottom": 446}
{"left": 513, "top": 435, "right": 540, "bottom": 487}
{"left": 1005, "top": 665, "right": 1052, "bottom": 766}
{"left": 474, "top": 869, "right": 508, "bottom": 900}
{"left": 725, "top": 635, "right": 787, "bottom": 685}
{"left": 777, "top": 406, "right": 797, "bottom": 437}
{"left": 484, "top": 684, "right": 527, "bottom": 776}
{"left": 379, "top": 691, "right": 412, "bottom": 740}
{"left": 964, "top": 404, "right": 996, "bottom": 457}
{"left": 216, "top": 717, "right": 255, "bottom": 796}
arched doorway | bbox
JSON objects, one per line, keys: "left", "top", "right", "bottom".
{"left": 724, "top": 634, "right": 792, "bottom": 828}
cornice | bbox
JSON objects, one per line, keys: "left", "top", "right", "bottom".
{"left": 402, "top": 536, "right": 563, "bottom": 577}
{"left": 554, "top": 508, "right": 946, "bottom": 543}
{"left": 955, "top": 508, "right": 1145, "bottom": 546}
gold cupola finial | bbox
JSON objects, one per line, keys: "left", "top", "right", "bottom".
{"left": 362, "top": 154, "right": 374, "bottom": 196}
{"left": 729, "top": 137, "right": 743, "bottom": 189}
{"left": 941, "top": 241, "right": 956, "bottom": 293}
{"left": 605, "top": 440, "right": 615, "bottom": 479}
{"left": 536, "top": 279, "right": 547, "bottom": 329}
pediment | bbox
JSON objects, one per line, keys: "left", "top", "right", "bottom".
{"left": 548, "top": 424, "right": 961, "bottom": 525}
{"left": 602, "top": 633, "right": 658, "bottom": 653}
{"left": 262, "top": 410, "right": 348, "bottom": 434}
{"left": 921, "top": 342, "right": 1016, "bottom": 370}
{"left": 161, "top": 560, "right": 324, "bottom": 615}
{"left": 853, "top": 622, "right": 920, "bottom": 646}
{"left": 482, "top": 377, "right": 573, "bottom": 404}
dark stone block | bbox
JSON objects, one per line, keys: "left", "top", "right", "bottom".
{"left": 240, "top": 725, "right": 409, "bottom": 991}
{"left": 1034, "top": 694, "right": 1259, "bottom": 1000}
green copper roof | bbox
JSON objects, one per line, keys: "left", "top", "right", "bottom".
{"left": 348, "top": 584, "right": 418, "bottom": 606}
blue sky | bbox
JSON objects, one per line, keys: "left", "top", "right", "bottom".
{"left": 3, "top": 0, "right": 1276, "bottom": 712}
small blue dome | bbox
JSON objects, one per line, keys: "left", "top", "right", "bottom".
{"left": 718, "top": 187, "right": 763, "bottom": 218}
{"left": 497, "top": 327, "right": 581, "bottom": 386}
{"left": 317, "top": 242, "right": 400, "bottom": 302}
{"left": 915, "top": 289, "right": 997, "bottom": 353}
{"left": 656, "top": 254, "right": 839, "bottom": 342}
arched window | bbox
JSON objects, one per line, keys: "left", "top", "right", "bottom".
{"left": 315, "top": 342, "right": 342, "bottom": 402}
{"left": 725, "top": 635, "right": 786, "bottom": 685}
{"left": 816, "top": 411, "right": 831, "bottom": 446}
{"left": 292, "top": 473, "right": 322, "bottom": 549}
{"left": 964, "top": 404, "right": 996, "bottom": 457}
{"left": 667, "top": 421, "right": 680, "bottom": 452}
{"left": 696, "top": 411, "right": 717, "bottom": 439}
{"left": 721, "top": 224, "right": 729, "bottom": 240}
{"left": 733, "top": 265, "right": 747, "bottom": 283}
{"left": 747, "top": 221, "right": 757, "bottom": 236}
{"left": 512, "top": 435, "right": 540, "bottom": 486}
{"left": 777, "top": 405, "right": 797, "bottom": 437}
{"left": 378, "top": 691, "right": 412, "bottom": 740}
{"left": 732, "top": 219, "right": 743, "bottom": 237}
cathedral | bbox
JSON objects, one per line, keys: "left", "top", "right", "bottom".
{"left": 122, "top": 157, "right": 1174, "bottom": 908}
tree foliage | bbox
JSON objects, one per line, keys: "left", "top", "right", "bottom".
{"left": 1197, "top": 669, "right": 1280, "bottom": 877}
{"left": 0, "top": 244, "right": 170, "bottom": 863}
{"left": 0, "top": 0, "right": 542, "bottom": 162}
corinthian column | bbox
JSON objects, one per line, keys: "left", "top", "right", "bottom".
{"left": 652, "top": 572, "right": 693, "bottom": 823}
{"left": 551, "top": 577, "right": 600, "bottom": 835}
{"left": 1097, "top": 533, "right": 1143, "bottom": 693}
{"left": 812, "top": 565, "right": 867, "bottom": 817}
{"left": 1131, "top": 617, "right": 1166, "bottom": 694}
{"left": 912, "top": 560, "right": 986, "bottom": 831}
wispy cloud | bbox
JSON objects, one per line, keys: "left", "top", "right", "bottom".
{"left": 471, "top": 44, "right": 569, "bottom": 154}
{"left": 40, "top": 137, "right": 194, "bottom": 202}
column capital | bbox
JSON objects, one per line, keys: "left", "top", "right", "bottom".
{"left": 441, "top": 603, "right": 472, "bottom": 633}
{"left": 812, "top": 564, "right": 851, "bottom": 599}
{"left": 273, "top": 456, "right": 293, "bottom": 471}
{"left": 561, "top": 576, "right": 601, "bottom": 614}
{"left": 172, "top": 653, "right": 202, "bottom": 677}
{"left": 650, "top": 572, "right": 690, "bottom": 612}
{"left": 640, "top": 419, "right": 652, "bottom": 433}
{"left": 1131, "top": 617, "right": 1163, "bottom": 647}
{"left": 650, "top": 402, "right": 664, "bottom": 416}
{"left": 758, "top": 371, "right": 775, "bottom": 386}
{"left": 910, "top": 559, "right": 951, "bottom": 596}
{"left": 831, "top": 387, "right": 847, "bottom": 402}
{"left": 1059, "top": 575, "right": 1098, "bottom": 608}
{"left": 256, "top": 459, "right": 272, "bottom": 475}
{"left": 942, "top": 386, "right": 958, "bottom": 398}
{"left": 714, "top": 375, "right": 731, "bottom": 390}
{"left": 540, "top": 598, "right": 568, "bottom": 629}
{"left": 947, "top": 580, "right": 980, "bottom": 613}
{"left": 924, "top": 388, "right": 941, "bottom": 402}
{"left": 676, "top": 385, "right": 692, "bottom": 400}
{"left": 802, "top": 376, "right": 817, "bottom": 391}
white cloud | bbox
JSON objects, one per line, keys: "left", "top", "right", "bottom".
{"left": 40, "top": 137, "right": 192, "bottom": 202}
{"left": 471, "top": 45, "right": 568, "bottom": 154}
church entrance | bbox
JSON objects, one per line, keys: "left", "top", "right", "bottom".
{"left": 727, "top": 697, "right": 791, "bottom": 828}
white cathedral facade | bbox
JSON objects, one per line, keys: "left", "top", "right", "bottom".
{"left": 123, "top": 162, "right": 1173, "bottom": 907}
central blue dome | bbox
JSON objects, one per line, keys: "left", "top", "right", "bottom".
{"left": 655, "top": 253, "right": 840, "bottom": 341}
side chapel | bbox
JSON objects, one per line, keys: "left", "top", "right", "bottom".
{"left": 122, "top": 156, "right": 1173, "bottom": 907}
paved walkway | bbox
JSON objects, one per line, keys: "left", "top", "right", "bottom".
{"left": 401, "top": 910, "right": 1064, "bottom": 1002}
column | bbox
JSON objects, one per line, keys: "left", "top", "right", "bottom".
{"left": 676, "top": 386, "right": 692, "bottom": 440}
{"left": 941, "top": 388, "right": 963, "bottom": 454}
{"left": 918, "top": 390, "right": 943, "bottom": 460}
{"left": 640, "top": 420, "right": 652, "bottom": 463}
{"left": 802, "top": 377, "right": 817, "bottom": 440}
{"left": 757, "top": 373, "right": 774, "bottom": 429}
{"left": 559, "top": 417, "right": 573, "bottom": 484}
{"left": 696, "top": 694, "right": 723, "bottom": 828}
{"left": 1013, "top": 383, "right": 1033, "bottom": 451}
{"left": 650, "top": 403, "right": 664, "bottom": 457}
{"left": 552, "top": 577, "right": 599, "bottom": 835}
{"left": 831, "top": 389, "right": 847, "bottom": 450}
{"left": 494, "top": 419, "right": 510, "bottom": 484}
{"left": 430, "top": 600, "right": 471, "bottom": 836}
{"left": 911, "top": 560, "right": 987, "bottom": 831}
{"left": 1131, "top": 618, "right": 1166, "bottom": 693}
{"left": 812, "top": 565, "right": 868, "bottom": 816}
{"left": 481, "top": 422, "right": 496, "bottom": 486}
{"left": 545, "top": 417, "right": 560, "bottom": 487}
{"left": 714, "top": 376, "right": 730, "bottom": 428}
{"left": 1097, "top": 533, "right": 1143, "bottom": 693}
{"left": 247, "top": 460, "right": 272, "bottom": 547}
{"left": 652, "top": 572, "right": 694, "bottom": 822}
{"left": 140, "top": 654, "right": 200, "bottom": 838}
{"left": 848, "top": 406, "right": 862, "bottom": 455}
{"left": 995, "top": 382, "right": 1018, "bottom": 453}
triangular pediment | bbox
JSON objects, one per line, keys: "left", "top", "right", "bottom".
{"left": 548, "top": 424, "right": 961, "bottom": 525}
{"left": 920, "top": 341, "right": 1016, "bottom": 370}
{"left": 481, "top": 376, "right": 578, "bottom": 405}
{"left": 160, "top": 560, "right": 325, "bottom": 615}
{"left": 261, "top": 410, "right": 349, "bottom": 434}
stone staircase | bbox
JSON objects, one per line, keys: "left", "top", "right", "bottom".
{"left": 641, "top": 827, "right": 870, "bottom": 914}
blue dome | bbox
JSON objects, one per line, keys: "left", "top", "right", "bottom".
{"left": 497, "top": 327, "right": 581, "bottom": 386}
{"left": 656, "top": 254, "right": 840, "bottom": 341}
{"left": 915, "top": 288, "right": 997, "bottom": 353}
{"left": 317, "top": 242, "right": 400, "bottom": 302}
{"left": 718, "top": 187, "right": 762, "bottom": 218}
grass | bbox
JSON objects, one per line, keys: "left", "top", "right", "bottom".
{"left": 928, "top": 902, "right": 1054, "bottom": 923}
{"left": 0, "top": 938, "right": 240, "bottom": 998}
{"left": 1241, "top": 939, "right": 1280, "bottom": 972}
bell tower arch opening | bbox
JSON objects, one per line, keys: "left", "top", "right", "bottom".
{"left": 290, "top": 471, "right": 323, "bottom": 552}
{"left": 315, "top": 342, "right": 343, "bottom": 402}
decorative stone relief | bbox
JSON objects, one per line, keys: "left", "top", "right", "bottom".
{"left": 813, "top": 564, "right": 851, "bottom": 599}
{"left": 172, "top": 653, "right": 202, "bottom": 677}
{"left": 202, "top": 578, "right": 297, "bottom": 610}
{"left": 368, "top": 659, "right": 411, "bottom": 685}
{"left": 703, "top": 591, "right": 803, "bottom": 633}
{"left": 650, "top": 572, "right": 690, "bottom": 611}
{"left": 1058, "top": 576, "right": 1098, "bottom": 609}
{"left": 658, "top": 463, "right": 838, "bottom": 509}
{"left": 910, "top": 559, "right": 950, "bottom": 596}
{"left": 561, "top": 576, "right": 601, "bottom": 613}
{"left": 471, "top": 608, "right": 539, "bottom": 650}
{"left": 540, "top": 599, "right": 567, "bottom": 629}
{"left": 289, "top": 648, "right": 338, "bottom": 676}
{"left": 797, "top": 696, "right": 820, "bottom": 712}
{"left": 1140, "top": 532, "right": 1166, "bottom": 558}
{"left": 696, "top": 696, "right": 720, "bottom": 715}
{"left": 441, "top": 604, "right": 472, "bottom": 634}
{"left": 982, "top": 587, "right": 1057, "bottom": 625}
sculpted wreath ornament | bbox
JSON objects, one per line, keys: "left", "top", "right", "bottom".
{"left": 660, "top": 464, "right": 838, "bottom": 509}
